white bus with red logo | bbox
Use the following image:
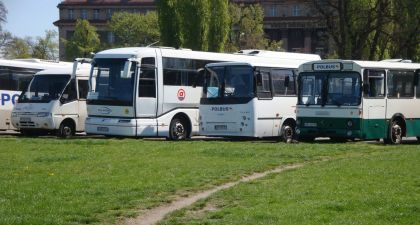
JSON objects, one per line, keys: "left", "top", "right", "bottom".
{"left": 85, "top": 47, "right": 320, "bottom": 140}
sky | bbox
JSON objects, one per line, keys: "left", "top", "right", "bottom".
{"left": 2, "top": 0, "right": 62, "bottom": 38}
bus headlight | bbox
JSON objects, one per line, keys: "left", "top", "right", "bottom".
{"left": 347, "top": 120, "right": 353, "bottom": 127}
{"left": 296, "top": 128, "right": 301, "bottom": 135}
{"left": 347, "top": 130, "right": 352, "bottom": 136}
{"left": 37, "top": 112, "right": 50, "bottom": 117}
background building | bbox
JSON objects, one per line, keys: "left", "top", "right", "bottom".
{"left": 54, "top": 0, "right": 328, "bottom": 59}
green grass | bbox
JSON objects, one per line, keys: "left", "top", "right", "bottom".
{"left": 160, "top": 145, "right": 420, "bottom": 225}
{"left": 0, "top": 136, "right": 414, "bottom": 225}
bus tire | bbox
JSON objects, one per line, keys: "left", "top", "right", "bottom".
{"left": 281, "top": 123, "right": 295, "bottom": 143}
{"left": 58, "top": 121, "right": 75, "bottom": 139}
{"left": 384, "top": 121, "right": 403, "bottom": 144}
{"left": 169, "top": 117, "right": 188, "bottom": 141}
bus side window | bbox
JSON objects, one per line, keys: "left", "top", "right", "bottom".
{"left": 416, "top": 70, "right": 420, "bottom": 98}
{"left": 78, "top": 80, "right": 89, "bottom": 100}
{"left": 139, "top": 57, "right": 156, "bottom": 98}
{"left": 388, "top": 70, "right": 415, "bottom": 98}
{"left": 10, "top": 68, "right": 36, "bottom": 91}
{"left": 272, "top": 69, "right": 295, "bottom": 96}
{"left": 364, "top": 70, "right": 385, "bottom": 98}
{"left": 0, "top": 67, "right": 10, "bottom": 90}
{"left": 61, "top": 79, "right": 77, "bottom": 103}
{"left": 255, "top": 69, "right": 272, "bottom": 98}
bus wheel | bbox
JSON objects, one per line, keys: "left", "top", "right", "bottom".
{"left": 281, "top": 124, "right": 295, "bottom": 143}
{"left": 169, "top": 118, "right": 188, "bottom": 141}
{"left": 385, "top": 121, "right": 402, "bottom": 144}
{"left": 58, "top": 121, "right": 74, "bottom": 139}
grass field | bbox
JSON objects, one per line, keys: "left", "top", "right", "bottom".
{"left": 0, "top": 136, "right": 417, "bottom": 225}
{"left": 160, "top": 144, "right": 420, "bottom": 225}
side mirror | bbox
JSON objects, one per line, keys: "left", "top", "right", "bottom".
{"left": 60, "top": 93, "right": 69, "bottom": 104}
{"left": 255, "top": 71, "right": 263, "bottom": 86}
{"left": 284, "top": 76, "right": 290, "bottom": 88}
{"left": 121, "top": 61, "right": 132, "bottom": 78}
{"left": 363, "top": 83, "right": 370, "bottom": 95}
{"left": 414, "top": 69, "right": 420, "bottom": 86}
{"left": 193, "top": 68, "right": 205, "bottom": 88}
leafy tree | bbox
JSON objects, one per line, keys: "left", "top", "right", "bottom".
{"left": 32, "top": 30, "right": 59, "bottom": 60}
{"left": 0, "top": 0, "right": 6, "bottom": 30}
{"left": 156, "top": 0, "right": 183, "bottom": 48}
{"left": 3, "top": 37, "right": 31, "bottom": 59}
{"left": 389, "top": 0, "right": 420, "bottom": 62}
{"left": 63, "top": 19, "right": 100, "bottom": 60}
{"left": 208, "top": 0, "right": 229, "bottom": 52}
{"left": 179, "top": 0, "right": 210, "bottom": 51}
{"left": 109, "top": 11, "right": 160, "bottom": 47}
{"left": 225, "top": 3, "right": 281, "bottom": 52}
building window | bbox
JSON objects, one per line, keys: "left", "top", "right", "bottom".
{"left": 292, "top": 5, "right": 301, "bottom": 16}
{"left": 93, "top": 9, "right": 100, "bottom": 20}
{"left": 107, "top": 32, "right": 115, "bottom": 44}
{"left": 81, "top": 9, "right": 88, "bottom": 19}
{"left": 68, "top": 9, "right": 74, "bottom": 20}
{"left": 107, "top": 9, "right": 113, "bottom": 19}
{"left": 270, "top": 5, "right": 278, "bottom": 17}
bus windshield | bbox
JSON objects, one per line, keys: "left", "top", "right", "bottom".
{"left": 18, "top": 75, "right": 70, "bottom": 103}
{"left": 203, "top": 65, "right": 254, "bottom": 99}
{"left": 88, "top": 58, "right": 135, "bottom": 106}
{"left": 298, "top": 72, "right": 361, "bottom": 106}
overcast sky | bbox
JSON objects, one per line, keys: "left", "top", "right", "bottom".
{"left": 3, "top": 0, "right": 62, "bottom": 38}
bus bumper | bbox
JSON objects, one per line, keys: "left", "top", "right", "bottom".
{"left": 297, "top": 127, "right": 362, "bottom": 139}
{"left": 85, "top": 117, "right": 137, "bottom": 136}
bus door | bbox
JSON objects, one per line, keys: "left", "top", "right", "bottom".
{"left": 57, "top": 79, "right": 79, "bottom": 123}
{"left": 363, "top": 69, "right": 387, "bottom": 139}
{"left": 135, "top": 56, "right": 158, "bottom": 136}
{"left": 76, "top": 78, "right": 89, "bottom": 131}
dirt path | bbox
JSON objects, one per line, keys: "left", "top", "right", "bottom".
{"left": 119, "top": 163, "right": 307, "bottom": 225}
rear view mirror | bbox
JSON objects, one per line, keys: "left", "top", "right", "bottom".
{"left": 284, "top": 76, "right": 290, "bottom": 88}
{"left": 121, "top": 61, "right": 132, "bottom": 78}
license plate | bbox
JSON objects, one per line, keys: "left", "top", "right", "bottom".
{"left": 214, "top": 125, "right": 227, "bottom": 130}
{"left": 97, "top": 126, "right": 109, "bottom": 132}
{"left": 20, "top": 117, "right": 31, "bottom": 122}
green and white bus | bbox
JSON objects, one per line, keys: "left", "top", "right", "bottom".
{"left": 296, "top": 59, "right": 420, "bottom": 144}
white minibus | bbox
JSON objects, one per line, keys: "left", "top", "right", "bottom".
{"left": 0, "top": 59, "right": 72, "bottom": 130}
{"left": 11, "top": 62, "right": 91, "bottom": 137}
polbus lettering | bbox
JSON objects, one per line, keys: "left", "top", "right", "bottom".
{"left": 1, "top": 93, "right": 20, "bottom": 105}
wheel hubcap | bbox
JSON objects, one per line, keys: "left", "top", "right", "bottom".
{"left": 63, "top": 126, "right": 71, "bottom": 136}
{"left": 392, "top": 124, "right": 402, "bottom": 143}
{"left": 173, "top": 122, "right": 185, "bottom": 139}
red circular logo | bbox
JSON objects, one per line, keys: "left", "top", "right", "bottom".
{"left": 177, "top": 89, "right": 185, "bottom": 101}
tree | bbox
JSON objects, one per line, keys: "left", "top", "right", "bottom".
{"left": 2, "top": 37, "right": 31, "bottom": 59}
{"left": 109, "top": 11, "right": 160, "bottom": 47}
{"left": 208, "top": 0, "right": 229, "bottom": 52}
{"left": 32, "top": 30, "right": 59, "bottom": 60}
{"left": 225, "top": 3, "right": 281, "bottom": 52}
{"left": 63, "top": 19, "right": 100, "bottom": 60}
{"left": 0, "top": 0, "right": 7, "bottom": 30}
{"left": 179, "top": 0, "right": 210, "bottom": 51}
{"left": 156, "top": 0, "right": 183, "bottom": 48}
{"left": 389, "top": 0, "right": 420, "bottom": 62}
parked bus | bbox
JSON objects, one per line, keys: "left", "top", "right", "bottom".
{"left": 85, "top": 47, "right": 320, "bottom": 140}
{"left": 11, "top": 61, "right": 91, "bottom": 137}
{"left": 0, "top": 59, "right": 72, "bottom": 130}
{"left": 296, "top": 59, "right": 420, "bottom": 144}
{"left": 199, "top": 53, "right": 320, "bottom": 142}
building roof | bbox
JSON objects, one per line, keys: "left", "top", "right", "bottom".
{"left": 58, "top": 0, "right": 155, "bottom": 7}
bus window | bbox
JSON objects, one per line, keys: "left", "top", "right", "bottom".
{"left": 0, "top": 67, "right": 9, "bottom": 90}
{"left": 364, "top": 70, "right": 385, "bottom": 98}
{"left": 256, "top": 69, "right": 272, "bottom": 98}
{"left": 139, "top": 57, "right": 156, "bottom": 98}
{"left": 61, "top": 79, "right": 77, "bottom": 103}
{"left": 388, "top": 70, "right": 414, "bottom": 98}
{"left": 10, "top": 68, "right": 36, "bottom": 91}
{"left": 78, "top": 80, "right": 89, "bottom": 100}
{"left": 272, "top": 69, "right": 295, "bottom": 96}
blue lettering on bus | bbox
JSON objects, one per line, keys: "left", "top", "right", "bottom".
{"left": 1, "top": 93, "right": 20, "bottom": 105}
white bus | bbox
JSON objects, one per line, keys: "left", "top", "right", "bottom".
{"left": 199, "top": 53, "right": 320, "bottom": 142}
{"left": 296, "top": 59, "right": 420, "bottom": 144}
{"left": 85, "top": 47, "right": 319, "bottom": 140}
{"left": 11, "top": 62, "right": 91, "bottom": 137}
{"left": 0, "top": 59, "right": 72, "bottom": 130}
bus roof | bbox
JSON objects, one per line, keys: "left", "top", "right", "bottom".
{"left": 301, "top": 59, "right": 420, "bottom": 71}
{"left": 35, "top": 63, "right": 91, "bottom": 77}
{"left": 93, "top": 47, "right": 321, "bottom": 69}
{"left": 0, "top": 58, "right": 72, "bottom": 70}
